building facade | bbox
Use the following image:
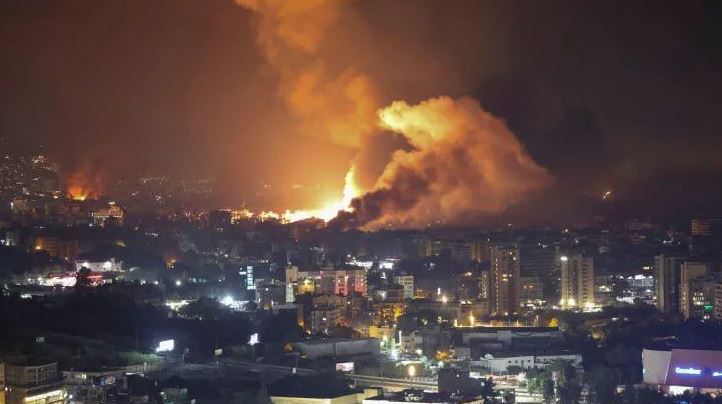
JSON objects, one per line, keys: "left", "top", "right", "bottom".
{"left": 560, "top": 253, "right": 595, "bottom": 310}
{"left": 490, "top": 244, "right": 520, "bottom": 317}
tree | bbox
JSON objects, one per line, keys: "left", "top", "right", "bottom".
{"left": 542, "top": 379, "right": 555, "bottom": 403}
{"left": 549, "top": 360, "right": 581, "bottom": 404}
{"left": 480, "top": 377, "right": 497, "bottom": 400}
{"left": 506, "top": 365, "right": 524, "bottom": 375}
{"left": 588, "top": 366, "right": 617, "bottom": 404}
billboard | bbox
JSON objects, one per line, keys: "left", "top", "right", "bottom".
{"left": 336, "top": 362, "right": 355, "bottom": 373}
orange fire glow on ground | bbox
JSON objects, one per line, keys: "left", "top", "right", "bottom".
{"left": 242, "top": 166, "right": 359, "bottom": 223}
{"left": 66, "top": 169, "right": 103, "bottom": 201}
{"left": 68, "top": 186, "right": 91, "bottom": 201}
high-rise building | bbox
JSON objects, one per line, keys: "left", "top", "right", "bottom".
{"left": 560, "top": 253, "right": 595, "bottom": 310}
{"left": 394, "top": 275, "right": 415, "bottom": 300}
{"left": 490, "top": 244, "right": 520, "bottom": 317}
{"left": 691, "top": 218, "right": 712, "bottom": 237}
{"left": 679, "top": 261, "right": 709, "bottom": 318}
{"left": 478, "top": 270, "right": 490, "bottom": 301}
{"left": 519, "top": 243, "right": 557, "bottom": 278}
{"left": 0, "top": 360, "right": 5, "bottom": 404}
{"left": 714, "top": 282, "right": 722, "bottom": 321}
{"left": 654, "top": 255, "right": 684, "bottom": 315}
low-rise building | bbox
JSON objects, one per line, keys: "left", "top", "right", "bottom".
{"left": 363, "top": 389, "right": 483, "bottom": 404}
{"left": 643, "top": 347, "right": 722, "bottom": 395}
{"left": 475, "top": 351, "right": 582, "bottom": 373}
{"left": 75, "top": 256, "right": 123, "bottom": 273}
{"left": 294, "top": 338, "right": 380, "bottom": 360}
{"left": 4, "top": 362, "right": 66, "bottom": 404}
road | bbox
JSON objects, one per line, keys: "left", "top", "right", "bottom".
{"left": 165, "top": 359, "right": 542, "bottom": 402}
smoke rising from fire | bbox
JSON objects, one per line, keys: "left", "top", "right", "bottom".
{"left": 235, "top": 0, "right": 379, "bottom": 149}
{"left": 338, "top": 97, "right": 552, "bottom": 229}
{"left": 66, "top": 164, "right": 105, "bottom": 201}
{"left": 237, "top": 0, "right": 552, "bottom": 228}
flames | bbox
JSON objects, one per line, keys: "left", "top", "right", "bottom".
{"left": 237, "top": 0, "right": 552, "bottom": 229}
{"left": 246, "top": 166, "right": 360, "bottom": 223}
{"left": 65, "top": 167, "right": 104, "bottom": 201}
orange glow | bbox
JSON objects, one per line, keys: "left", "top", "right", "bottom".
{"left": 240, "top": 166, "right": 360, "bottom": 224}
{"left": 281, "top": 165, "right": 358, "bottom": 222}
{"left": 66, "top": 168, "right": 103, "bottom": 201}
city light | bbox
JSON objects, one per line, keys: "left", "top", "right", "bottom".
{"left": 675, "top": 367, "right": 702, "bottom": 375}
{"left": 155, "top": 339, "right": 175, "bottom": 353}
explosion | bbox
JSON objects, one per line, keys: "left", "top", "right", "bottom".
{"left": 237, "top": 0, "right": 552, "bottom": 229}
{"left": 336, "top": 97, "right": 552, "bottom": 229}
{"left": 65, "top": 167, "right": 104, "bottom": 201}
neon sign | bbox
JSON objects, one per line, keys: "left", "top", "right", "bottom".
{"left": 675, "top": 367, "right": 702, "bottom": 375}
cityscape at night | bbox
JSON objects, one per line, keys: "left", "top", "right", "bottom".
{"left": 1, "top": 1, "right": 722, "bottom": 403}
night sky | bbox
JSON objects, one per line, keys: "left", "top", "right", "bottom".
{"left": 1, "top": 0, "right": 721, "bottom": 220}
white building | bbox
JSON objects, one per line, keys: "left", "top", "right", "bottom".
{"left": 475, "top": 351, "right": 582, "bottom": 373}
{"left": 75, "top": 257, "right": 123, "bottom": 272}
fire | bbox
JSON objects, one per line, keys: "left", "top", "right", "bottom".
{"left": 65, "top": 168, "right": 103, "bottom": 201}
{"left": 68, "top": 185, "right": 90, "bottom": 201}
{"left": 239, "top": 166, "right": 360, "bottom": 224}
{"left": 281, "top": 165, "right": 359, "bottom": 222}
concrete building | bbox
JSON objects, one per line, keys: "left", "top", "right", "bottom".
{"left": 4, "top": 362, "right": 66, "bottom": 404}
{"left": 293, "top": 338, "right": 380, "bottom": 359}
{"left": 364, "top": 390, "right": 483, "bottom": 403}
{"left": 519, "top": 242, "right": 557, "bottom": 278}
{"left": 643, "top": 348, "right": 722, "bottom": 395}
{"left": 655, "top": 255, "right": 684, "bottom": 315}
{"left": 288, "top": 266, "right": 367, "bottom": 297}
{"left": 475, "top": 351, "right": 582, "bottom": 373}
{"left": 490, "top": 244, "right": 520, "bottom": 317}
{"left": 1, "top": 360, "right": 5, "bottom": 404}
{"left": 559, "top": 253, "right": 594, "bottom": 310}
{"left": 393, "top": 275, "right": 414, "bottom": 300}
{"left": 455, "top": 326, "right": 563, "bottom": 347}
{"left": 679, "top": 262, "right": 711, "bottom": 319}
{"left": 75, "top": 256, "right": 123, "bottom": 273}
{"left": 271, "top": 388, "right": 380, "bottom": 404}
{"left": 715, "top": 282, "right": 722, "bottom": 321}
{"left": 520, "top": 276, "right": 544, "bottom": 306}
{"left": 91, "top": 202, "right": 124, "bottom": 226}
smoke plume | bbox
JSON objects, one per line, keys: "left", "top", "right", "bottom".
{"left": 238, "top": 0, "right": 552, "bottom": 229}
{"left": 334, "top": 97, "right": 552, "bottom": 229}
{"left": 235, "top": 0, "right": 379, "bottom": 149}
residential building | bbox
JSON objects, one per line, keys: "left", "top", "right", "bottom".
{"left": 655, "top": 255, "right": 684, "bottom": 315}
{"left": 490, "top": 244, "right": 520, "bottom": 317}
{"left": 393, "top": 275, "right": 414, "bottom": 300}
{"left": 4, "top": 362, "right": 66, "bottom": 404}
{"left": 560, "top": 253, "right": 595, "bottom": 310}
{"left": 679, "top": 262, "right": 710, "bottom": 319}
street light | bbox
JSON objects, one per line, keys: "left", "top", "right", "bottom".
{"left": 407, "top": 365, "right": 417, "bottom": 390}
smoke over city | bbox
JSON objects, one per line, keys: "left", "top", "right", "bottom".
{"left": 237, "top": 0, "right": 552, "bottom": 228}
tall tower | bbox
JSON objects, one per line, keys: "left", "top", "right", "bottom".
{"left": 560, "top": 253, "right": 595, "bottom": 310}
{"left": 655, "top": 255, "right": 684, "bottom": 315}
{"left": 490, "top": 243, "right": 520, "bottom": 317}
{"left": 679, "top": 261, "right": 710, "bottom": 319}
